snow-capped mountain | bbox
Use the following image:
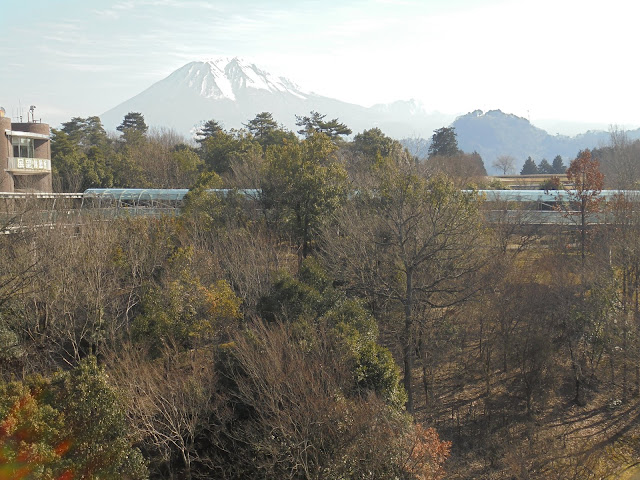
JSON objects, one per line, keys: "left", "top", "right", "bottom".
{"left": 100, "top": 57, "right": 449, "bottom": 139}
{"left": 176, "top": 57, "right": 308, "bottom": 101}
{"left": 100, "top": 58, "right": 639, "bottom": 169}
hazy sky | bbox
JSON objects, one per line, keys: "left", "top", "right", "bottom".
{"left": 2, "top": 0, "right": 639, "bottom": 133}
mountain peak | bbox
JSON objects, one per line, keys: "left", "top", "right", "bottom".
{"left": 171, "top": 57, "right": 307, "bottom": 102}
{"left": 100, "top": 58, "right": 468, "bottom": 141}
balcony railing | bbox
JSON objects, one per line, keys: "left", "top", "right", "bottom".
{"left": 6, "top": 157, "right": 51, "bottom": 174}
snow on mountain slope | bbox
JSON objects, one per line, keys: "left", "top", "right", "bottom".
{"left": 99, "top": 57, "right": 452, "bottom": 139}
{"left": 100, "top": 59, "right": 636, "bottom": 170}
{"left": 172, "top": 57, "right": 308, "bottom": 101}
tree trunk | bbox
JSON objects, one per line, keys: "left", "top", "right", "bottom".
{"left": 484, "top": 346, "right": 491, "bottom": 397}
{"left": 403, "top": 341, "right": 414, "bottom": 413}
{"left": 622, "top": 269, "right": 629, "bottom": 401}
{"left": 636, "top": 270, "right": 640, "bottom": 397}
{"left": 580, "top": 202, "right": 586, "bottom": 264}
{"left": 181, "top": 449, "right": 192, "bottom": 480}
{"left": 419, "top": 337, "right": 430, "bottom": 409}
{"left": 302, "top": 216, "right": 310, "bottom": 259}
{"left": 623, "top": 317, "right": 628, "bottom": 402}
{"left": 422, "top": 363, "right": 430, "bottom": 409}
{"left": 569, "top": 342, "right": 584, "bottom": 406}
{"left": 404, "top": 269, "right": 414, "bottom": 413}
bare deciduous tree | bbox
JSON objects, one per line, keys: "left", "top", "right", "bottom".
{"left": 492, "top": 155, "right": 516, "bottom": 175}
{"left": 323, "top": 165, "right": 487, "bottom": 413}
{"left": 109, "top": 344, "right": 217, "bottom": 480}
{"left": 211, "top": 320, "right": 449, "bottom": 479}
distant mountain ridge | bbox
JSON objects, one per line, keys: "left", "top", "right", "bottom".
{"left": 100, "top": 57, "right": 450, "bottom": 140}
{"left": 451, "top": 110, "right": 640, "bottom": 173}
{"left": 100, "top": 58, "right": 639, "bottom": 173}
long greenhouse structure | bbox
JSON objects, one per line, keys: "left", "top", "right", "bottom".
{"left": 1, "top": 188, "right": 640, "bottom": 228}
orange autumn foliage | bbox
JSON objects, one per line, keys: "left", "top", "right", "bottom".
{"left": 404, "top": 424, "right": 451, "bottom": 480}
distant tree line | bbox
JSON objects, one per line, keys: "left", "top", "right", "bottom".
{"left": 519, "top": 155, "right": 567, "bottom": 175}
{"left": 50, "top": 113, "right": 492, "bottom": 194}
{"left": 591, "top": 127, "right": 640, "bottom": 189}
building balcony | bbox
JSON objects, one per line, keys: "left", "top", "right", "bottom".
{"left": 4, "top": 129, "right": 50, "bottom": 140}
{"left": 6, "top": 157, "right": 51, "bottom": 174}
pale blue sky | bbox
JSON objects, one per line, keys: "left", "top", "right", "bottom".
{"left": 2, "top": 0, "right": 639, "bottom": 133}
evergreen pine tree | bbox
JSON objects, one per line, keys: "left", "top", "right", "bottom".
{"left": 195, "top": 119, "right": 224, "bottom": 144}
{"left": 244, "top": 112, "right": 295, "bottom": 148}
{"left": 428, "top": 127, "right": 460, "bottom": 158}
{"left": 552, "top": 155, "right": 566, "bottom": 174}
{"left": 295, "top": 111, "right": 352, "bottom": 139}
{"left": 117, "top": 112, "right": 148, "bottom": 134}
{"left": 520, "top": 156, "right": 539, "bottom": 175}
{"left": 538, "top": 158, "right": 553, "bottom": 174}
{"left": 244, "top": 112, "right": 278, "bottom": 140}
{"left": 117, "top": 112, "right": 148, "bottom": 144}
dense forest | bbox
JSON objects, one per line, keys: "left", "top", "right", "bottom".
{"left": 3, "top": 111, "right": 640, "bottom": 479}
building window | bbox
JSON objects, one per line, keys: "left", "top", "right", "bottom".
{"left": 12, "top": 137, "right": 35, "bottom": 158}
